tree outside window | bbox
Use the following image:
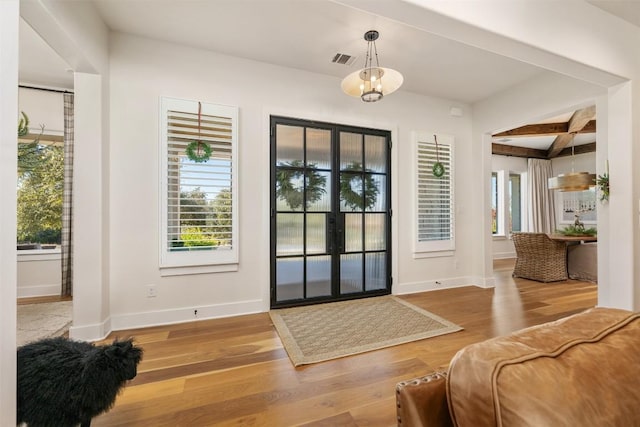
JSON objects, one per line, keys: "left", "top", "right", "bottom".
{"left": 17, "top": 139, "right": 63, "bottom": 248}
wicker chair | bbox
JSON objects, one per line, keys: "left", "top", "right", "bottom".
{"left": 512, "top": 232, "right": 568, "bottom": 282}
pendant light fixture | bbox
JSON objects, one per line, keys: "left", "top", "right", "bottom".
{"left": 548, "top": 133, "right": 596, "bottom": 191}
{"left": 341, "top": 30, "right": 403, "bottom": 102}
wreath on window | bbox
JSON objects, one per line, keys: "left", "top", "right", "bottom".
{"left": 340, "top": 162, "right": 379, "bottom": 211}
{"left": 432, "top": 134, "right": 445, "bottom": 178}
{"left": 276, "top": 160, "right": 326, "bottom": 210}
{"left": 186, "top": 140, "right": 212, "bottom": 163}
{"left": 185, "top": 101, "right": 212, "bottom": 163}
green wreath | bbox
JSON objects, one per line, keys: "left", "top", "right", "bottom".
{"left": 186, "top": 140, "right": 212, "bottom": 163}
{"left": 276, "top": 160, "right": 327, "bottom": 210}
{"left": 432, "top": 134, "right": 446, "bottom": 178}
{"left": 340, "top": 162, "right": 379, "bottom": 211}
{"left": 432, "top": 162, "right": 445, "bottom": 178}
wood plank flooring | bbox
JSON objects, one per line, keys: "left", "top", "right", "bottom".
{"left": 93, "top": 261, "right": 597, "bottom": 426}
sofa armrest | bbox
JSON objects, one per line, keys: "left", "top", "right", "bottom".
{"left": 396, "top": 371, "right": 453, "bottom": 427}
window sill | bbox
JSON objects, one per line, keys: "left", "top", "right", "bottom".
{"left": 17, "top": 249, "right": 61, "bottom": 262}
{"left": 160, "top": 263, "right": 239, "bottom": 276}
{"left": 493, "top": 234, "right": 507, "bottom": 241}
{"left": 413, "top": 250, "right": 454, "bottom": 259}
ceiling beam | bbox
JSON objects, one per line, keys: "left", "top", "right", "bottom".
{"left": 567, "top": 105, "right": 596, "bottom": 133}
{"left": 546, "top": 106, "right": 597, "bottom": 158}
{"left": 493, "top": 122, "right": 568, "bottom": 138}
{"left": 546, "top": 133, "right": 574, "bottom": 158}
{"left": 492, "top": 119, "right": 597, "bottom": 138}
{"left": 555, "top": 142, "right": 597, "bottom": 158}
{"left": 581, "top": 119, "right": 596, "bottom": 133}
{"left": 492, "top": 143, "right": 547, "bottom": 159}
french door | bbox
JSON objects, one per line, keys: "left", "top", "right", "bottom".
{"left": 270, "top": 116, "right": 391, "bottom": 308}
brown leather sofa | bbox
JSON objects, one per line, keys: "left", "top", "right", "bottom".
{"left": 396, "top": 307, "right": 640, "bottom": 426}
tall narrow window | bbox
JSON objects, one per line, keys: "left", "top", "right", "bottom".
{"left": 160, "top": 97, "right": 238, "bottom": 269}
{"left": 413, "top": 132, "right": 454, "bottom": 254}
{"left": 509, "top": 173, "right": 521, "bottom": 232}
{"left": 491, "top": 172, "right": 498, "bottom": 234}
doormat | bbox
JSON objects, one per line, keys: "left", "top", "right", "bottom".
{"left": 269, "top": 296, "right": 463, "bottom": 366}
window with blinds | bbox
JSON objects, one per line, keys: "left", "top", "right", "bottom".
{"left": 413, "top": 132, "right": 455, "bottom": 254}
{"left": 160, "top": 97, "right": 238, "bottom": 268}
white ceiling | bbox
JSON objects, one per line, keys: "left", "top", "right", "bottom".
{"left": 19, "top": 18, "right": 73, "bottom": 89}
{"left": 587, "top": 0, "right": 640, "bottom": 27}
{"left": 90, "top": 0, "right": 549, "bottom": 104}
{"left": 20, "top": 0, "right": 548, "bottom": 103}
{"left": 18, "top": 1, "right": 640, "bottom": 109}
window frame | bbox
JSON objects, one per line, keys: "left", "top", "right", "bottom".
{"left": 491, "top": 171, "right": 499, "bottom": 235}
{"left": 509, "top": 173, "right": 522, "bottom": 233}
{"left": 413, "top": 132, "right": 455, "bottom": 256}
{"left": 492, "top": 169, "right": 526, "bottom": 238}
{"left": 159, "top": 96, "right": 239, "bottom": 271}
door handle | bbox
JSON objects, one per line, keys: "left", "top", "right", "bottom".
{"left": 337, "top": 212, "right": 345, "bottom": 254}
{"left": 327, "top": 215, "right": 335, "bottom": 253}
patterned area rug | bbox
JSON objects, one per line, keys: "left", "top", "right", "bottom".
{"left": 270, "top": 296, "right": 463, "bottom": 366}
{"left": 17, "top": 301, "right": 73, "bottom": 347}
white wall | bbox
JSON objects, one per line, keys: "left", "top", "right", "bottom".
{"left": 551, "top": 151, "right": 596, "bottom": 177}
{"left": 0, "top": 1, "right": 19, "bottom": 423}
{"left": 107, "top": 32, "right": 476, "bottom": 330}
{"left": 18, "top": 87, "right": 64, "bottom": 136}
{"left": 491, "top": 155, "right": 527, "bottom": 259}
{"left": 17, "top": 252, "right": 61, "bottom": 297}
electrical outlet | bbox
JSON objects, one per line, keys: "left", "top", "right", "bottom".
{"left": 147, "top": 285, "right": 157, "bottom": 298}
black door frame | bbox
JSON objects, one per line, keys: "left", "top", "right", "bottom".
{"left": 270, "top": 115, "right": 392, "bottom": 308}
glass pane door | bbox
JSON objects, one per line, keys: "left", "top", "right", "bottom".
{"left": 271, "top": 117, "right": 390, "bottom": 308}
{"left": 339, "top": 132, "right": 388, "bottom": 295}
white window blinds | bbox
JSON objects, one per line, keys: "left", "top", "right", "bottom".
{"left": 160, "top": 97, "right": 238, "bottom": 268}
{"left": 414, "top": 132, "right": 455, "bottom": 253}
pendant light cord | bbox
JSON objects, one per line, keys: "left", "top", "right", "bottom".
{"left": 570, "top": 132, "right": 576, "bottom": 173}
{"left": 197, "top": 101, "right": 202, "bottom": 155}
{"left": 197, "top": 101, "right": 202, "bottom": 141}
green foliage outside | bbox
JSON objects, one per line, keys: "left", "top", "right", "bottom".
{"left": 17, "top": 144, "right": 63, "bottom": 244}
{"left": 179, "top": 187, "right": 210, "bottom": 227}
{"left": 177, "top": 188, "right": 232, "bottom": 248}
{"left": 180, "top": 227, "right": 218, "bottom": 247}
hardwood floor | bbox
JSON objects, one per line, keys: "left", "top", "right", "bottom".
{"left": 93, "top": 263, "right": 597, "bottom": 426}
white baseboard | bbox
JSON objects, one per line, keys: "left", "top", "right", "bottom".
{"left": 493, "top": 252, "right": 516, "bottom": 260}
{"left": 109, "top": 299, "right": 264, "bottom": 333}
{"left": 471, "top": 275, "right": 496, "bottom": 289}
{"left": 17, "top": 284, "right": 60, "bottom": 298}
{"left": 394, "top": 276, "right": 486, "bottom": 295}
{"left": 69, "top": 316, "right": 112, "bottom": 342}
